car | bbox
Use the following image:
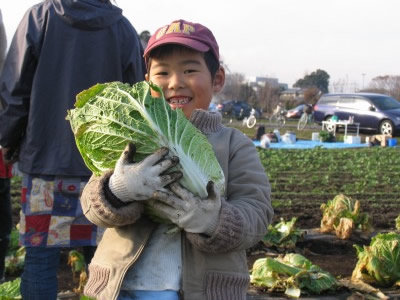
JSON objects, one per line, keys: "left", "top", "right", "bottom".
{"left": 313, "top": 93, "right": 400, "bottom": 136}
{"left": 217, "top": 100, "right": 253, "bottom": 120}
{"left": 208, "top": 102, "right": 219, "bottom": 113}
{"left": 286, "top": 104, "right": 305, "bottom": 119}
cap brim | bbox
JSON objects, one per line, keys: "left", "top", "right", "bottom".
{"left": 144, "top": 36, "right": 210, "bottom": 58}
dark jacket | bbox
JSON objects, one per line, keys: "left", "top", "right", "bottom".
{"left": 0, "top": 0, "right": 145, "bottom": 176}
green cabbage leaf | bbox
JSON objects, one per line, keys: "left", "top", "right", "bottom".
{"left": 251, "top": 253, "right": 337, "bottom": 298}
{"left": 352, "top": 232, "right": 400, "bottom": 288}
{"left": 66, "top": 81, "right": 225, "bottom": 198}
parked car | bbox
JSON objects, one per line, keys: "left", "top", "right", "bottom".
{"left": 217, "top": 100, "right": 253, "bottom": 120}
{"left": 286, "top": 104, "right": 305, "bottom": 119}
{"left": 208, "top": 102, "right": 219, "bottom": 113}
{"left": 313, "top": 93, "right": 400, "bottom": 136}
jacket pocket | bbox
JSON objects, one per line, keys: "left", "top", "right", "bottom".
{"left": 204, "top": 270, "right": 249, "bottom": 300}
{"left": 84, "top": 264, "right": 110, "bottom": 298}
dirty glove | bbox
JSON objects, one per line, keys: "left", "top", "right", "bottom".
{"left": 150, "top": 181, "right": 221, "bottom": 235}
{"left": 109, "top": 143, "right": 182, "bottom": 202}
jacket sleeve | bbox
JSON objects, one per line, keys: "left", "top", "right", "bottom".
{"left": 80, "top": 171, "right": 145, "bottom": 228}
{"left": 0, "top": 7, "right": 41, "bottom": 149}
{"left": 187, "top": 130, "right": 273, "bottom": 253}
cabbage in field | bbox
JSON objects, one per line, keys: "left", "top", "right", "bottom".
{"left": 0, "top": 278, "right": 21, "bottom": 299}
{"left": 262, "top": 217, "right": 304, "bottom": 250}
{"left": 251, "top": 253, "right": 337, "bottom": 298}
{"left": 352, "top": 232, "right": 400, "bottom": 288}
{"left": 66, "top": 81, "right": 225, "bottom": 199}
{"left": 320, "top": 194, "right": 372, "bottom": 239}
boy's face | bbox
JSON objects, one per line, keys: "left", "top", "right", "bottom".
{"left": 146, "top": 50, "right": 225, "bottom": 119}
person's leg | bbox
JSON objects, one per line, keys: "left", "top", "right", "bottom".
{"left": 20, "top": 247, "right": 60, "bottom": 300}
{"left": 82, "top": 246, "right": 96, "bottom": 266}
{"left": 0, "top": 178, "right": 12, "bottom": 281}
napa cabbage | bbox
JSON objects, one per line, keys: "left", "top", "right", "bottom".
{"left": 352, "top": 232, "right": 400, "bottom": 288}
{"left": 66, "top": 81, "right": 225, "bottom": 198}
{"left": 250, "top": 253, "right": 337, "bottom": 298}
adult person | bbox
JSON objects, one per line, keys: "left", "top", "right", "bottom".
{"left": 0, "top": 8, "right": 13, "bottom": 284}
{"left": 0, "top": 0, "right": 145, "bottom": 299}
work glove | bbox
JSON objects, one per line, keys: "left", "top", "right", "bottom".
{"left": 149, "top": 181, "right": 221, "bottom": 235}
{"left": 109, "top": 143, "right": 182, "bottom": 202}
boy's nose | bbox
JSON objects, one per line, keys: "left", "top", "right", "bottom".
{"left": 168, "top": 73, "right": 184, "bottom": 90}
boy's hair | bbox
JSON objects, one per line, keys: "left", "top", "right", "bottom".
{"left": 144, "top": 19, "right": 220, "bottom": 77}
{"left": 147, "top": 44, "right": 220, "bottom": 79}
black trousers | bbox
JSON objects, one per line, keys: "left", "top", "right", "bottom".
{"left": 0, "top": 178, "right": 12, "bottom": 277}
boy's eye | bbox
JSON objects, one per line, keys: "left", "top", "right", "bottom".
{"left": 155, "top": 71, "right": 168, "bottom": 76}
{"left": 184, "top": 69, "right": 197, "bottom": 74}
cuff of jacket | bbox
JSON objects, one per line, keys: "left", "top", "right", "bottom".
{"left": 186, "top": 199, "right": 244, "bottom": 253}
{"left": 84, "top": 170, "right": 144, "bottom": 227}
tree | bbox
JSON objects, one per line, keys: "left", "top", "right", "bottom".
{"left": 303, "top": 87, "right": 321, "bottom": 105}
{"left": 139, "top": 30, "right": 151, "bottom": 49}
{"left": 220, "top": 72, "right": 245, "bottom": 101}
{"left": 294, "top": 69, "right": 330, "bottom": 94}
{"left": 364, "top": 75, "right": 400, "bottom": 100}
{"left": 257, "top": 82, "right": 281, "bottom": 114}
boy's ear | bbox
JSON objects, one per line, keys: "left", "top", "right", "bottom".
{"left": 145, "top": 74, "right": 149, "bottom": 81}
{"left": 212, "top": 66, "right": 225, "bottom": 93}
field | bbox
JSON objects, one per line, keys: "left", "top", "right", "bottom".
{"left": 258, "top": 146, "right": 400, "bottom": 230}
{"left": 6, "top": 118, "right": 400, "bottom": 299}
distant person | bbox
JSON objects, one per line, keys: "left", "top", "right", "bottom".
{"left": 273, "top": 101, "right": 283, "bottom": 116}
{"left": 0, "top": 0, "right": 145, "bottom": 299}
{"left": 254, "top": 125, "right": 266, "bottom": 141}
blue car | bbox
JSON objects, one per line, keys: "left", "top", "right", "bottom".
{"left": 313, "top": 93, "right": 400, "bottom": 136}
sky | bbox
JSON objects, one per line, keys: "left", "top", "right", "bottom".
{"left": 1, "top": 0, "right": 400, "bottom": 90}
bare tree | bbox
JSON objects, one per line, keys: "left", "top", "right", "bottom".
{"left": 257, "top": 82, "right": 280, "bottom": 114}
{"left": 365, "top": 75, "right": 400, "bottom": 100}
{"left": 303, "top": 87, "right": 321, "bottom": 105}
{"left": 220, "top": 72, "right": 245, "bottom": 101}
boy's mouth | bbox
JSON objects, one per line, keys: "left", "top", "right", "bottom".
{"left": 167, "top": 97, "right": 191, "bottom": 106}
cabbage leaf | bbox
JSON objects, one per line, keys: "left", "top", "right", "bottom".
{"left": 67, "top": 81, "right": 225, "bottom": 198}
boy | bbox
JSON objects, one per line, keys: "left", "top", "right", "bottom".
{"left": 80, "top": 19, "right": 273, "bottom": 300}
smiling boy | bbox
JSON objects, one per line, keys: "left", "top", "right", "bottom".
{"left": 81, "top": 19, "right": 273, "bottom": 300}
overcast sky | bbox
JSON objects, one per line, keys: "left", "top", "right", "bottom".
{"left": 1, "top": 0, "right": 400, "bottom": 90}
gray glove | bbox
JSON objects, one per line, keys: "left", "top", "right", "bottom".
{"left": 109, "top": 143, "right": 182, "bottom": 202}
{"left": 149, "top": 181, "right": 221, "bottom": 235}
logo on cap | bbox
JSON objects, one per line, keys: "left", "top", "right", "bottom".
{"left": 156, "top": 22, "right": 195, "bottom": 40}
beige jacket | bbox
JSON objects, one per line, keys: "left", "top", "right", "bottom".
{"left": 80, "top": 110, "right": 273, "bottom": 300}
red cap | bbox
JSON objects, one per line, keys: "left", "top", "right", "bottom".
{"left": 144, "top": 19, "right": 219, "bottom": 61}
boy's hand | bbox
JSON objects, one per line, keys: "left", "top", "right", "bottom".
{"left": 150, "top": 181, "right": 221, "bottom": 235}
{"left": 109, "top": 143, "right": 182, "bottom": 202}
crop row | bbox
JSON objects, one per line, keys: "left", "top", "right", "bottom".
{"left": 257, "top": 146, "right": 400, "bottom": 228}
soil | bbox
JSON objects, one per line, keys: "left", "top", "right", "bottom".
{"left": 8, "top": 188, "right": 396, "bottom": 299}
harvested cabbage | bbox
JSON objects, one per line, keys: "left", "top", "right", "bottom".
{"left": 67, "top": 81, "right": 225, "bottom": 199}
{"left": 320, "top": 194, "right": 372, "bottom": 239}
{"left": 251, "top": 253, "right": 337, "bottom": 298}
{"left": 352, "top": 232, "right": 400, "bottom": 288}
